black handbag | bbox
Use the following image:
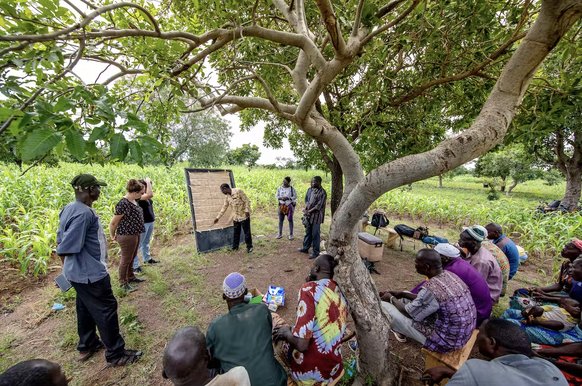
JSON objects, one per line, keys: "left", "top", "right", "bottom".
{"left": 301, "top": 215, "right": 310, "bottom": 227}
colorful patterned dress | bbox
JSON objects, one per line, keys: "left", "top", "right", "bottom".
{"left": 417, "top": 271, "right": 477, "bottom": 353}
{"left": 290, "top": 279, "right": 348, "bottom": 386}
{"left": 482, "top": 240, "right": 510, "bottom": 297}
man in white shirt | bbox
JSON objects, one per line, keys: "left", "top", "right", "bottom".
{"left": 163, "top": 326, "right": 250, "bottom": 386}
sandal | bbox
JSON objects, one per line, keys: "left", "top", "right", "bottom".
{"left": 78, "top": 341, "right": 104, "bottom": 362}
{"left": 391, "top": 329, "right": 407, "bottom": 343}
{"left": 107, "top": 350, "right": 143, "bottom": 367}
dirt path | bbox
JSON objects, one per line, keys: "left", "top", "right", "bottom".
{"left": 0, "top": 213, "right": 549, "bottom": 385}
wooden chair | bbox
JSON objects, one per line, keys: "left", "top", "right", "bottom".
{"left": 421, "top": 329, "right": 479, "bottom": 385}
{"left": 362, "top": 222, "right": 399, "bottom": 247}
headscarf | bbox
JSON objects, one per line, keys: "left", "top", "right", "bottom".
{"left": 222, "top": 272, "right": 247, "bottom": 299}
{"left": 462, "top": 226, "right": 486, "bottom": 242}
{"left": 573, "top": 238, "right": 582, "bottom": 253}
{"left": 434, "top": 243, "right": 461, "bottom": 258}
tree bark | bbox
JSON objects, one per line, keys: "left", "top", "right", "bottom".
{"left": 561, "top": 165, "right": 582, "bottom": 209}
{"left": 333, "top": 229, "right": 397, "bottom": 385}
{"left": 506, "top": 178, "right": 518, "bottom": 196}
{"left": 439, "top": 174, "right": 443, "bottom": 188}
{"left": 330, "top": 156, "right": 343, "bottom": 217}
{"left": 555, "top": 129, "right": 582, "bottom": 210}
{"left": 500, "top": 176, "right": 506, "bottom": 192}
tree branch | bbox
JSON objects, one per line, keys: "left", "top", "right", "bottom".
{"left": 331, "top": 0, "right": 582, "bottom": 234}
{"left": 375, "top": 0, "right": 409, "bottom": 18}
{"left": 313, "top": 0, "right": 347, "bottom": 55}
{"left": 361, "top": 0, "right": 422, "bottom": 46}
{"left": 317, "top": 140, "right": 334, "bottom": 169}
{"left": 62, "top": 0, "right": 87, "bottom": 18}
{"left": 352, "top": 0, "right": 366, "bottom": 37}
{"left": 388, "top": 31, "right": 527, "bottom": 106}
{"left": 0, "top": 2, "right": 161, "bottom": 42}
{"left": 0, "top": 41, "right": 31, "bottom": 57}
{"left": 99, "top": 69, "right": 145, "bottom": 85}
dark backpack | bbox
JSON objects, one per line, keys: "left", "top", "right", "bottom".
{"left": 370, "top": 212, "right": 389, "bottom": 235}
{"left": 394, "top": 224, "right": 415, "bottom": 239}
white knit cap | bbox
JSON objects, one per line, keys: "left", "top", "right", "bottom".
{"left": 434, "top": 243, "right": 461, "bottom": 258}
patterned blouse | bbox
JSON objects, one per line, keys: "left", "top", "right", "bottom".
{"left": 290, "top": 279, "right": 348, "bottom": 386}
{"left": 217, "top": 188, "right": 252, "bottom": 223}
{"left": 114, "top": 197, "right": 145, "bottom": 236}
{"left": 482, "top": 240, "right": 510, "bottom": 297}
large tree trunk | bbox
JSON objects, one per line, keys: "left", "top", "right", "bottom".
{"left": 322, "top": 2, "right": 582, "bottom": 384}
{"left": 330, "top": 156, "right": 343, "bottom": 217}
{"left": 331, "top": 226, "right": 396, "bottom": 385}
{"left": 556, "top": 130, "right": 582, "bottom": 211}
{"left": 506, "top": 178, "right": 518, "bottom": 196}
{"left": 562, "top": 166, "right": 582, "bottom": 209}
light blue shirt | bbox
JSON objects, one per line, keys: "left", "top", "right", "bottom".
{"left": 56, "top": 201, "right": 108, "bottom": 284}
{"left": 447, "top": 354, "right": 567, "bottom": 386}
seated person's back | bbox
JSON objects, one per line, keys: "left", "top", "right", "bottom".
{"left": 425, "top": 318, "right": 568, "bottom": 386}
{"left": 207, "top": 273, "right": 287, "bottom": 386}
{"left": 163, "top": 325, "right": 250, "bottom": 386}
{"left": 0, "top": 359, "right": 68, "bottom": 386}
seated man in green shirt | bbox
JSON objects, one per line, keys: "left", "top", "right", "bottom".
{"left": 206, "top": 273, "right": 287, "bottom": 386}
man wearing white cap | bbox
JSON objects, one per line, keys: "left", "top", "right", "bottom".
{"left": 458, "top": 227, "right": 504, "bottom": 304}
{"left": 206, "top": 273, "right": 286, "bottom": 386}
{"left": 411, "top": 243, "right": 493, "bottom": 326}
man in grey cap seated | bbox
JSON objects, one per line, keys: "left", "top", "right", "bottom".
{"left": 56, "top": 174, "right": 142, "bottom": 366}
{"left": 206, "top": 273, "right": 287, "bottom": 386}
{"left": 458, "top": 226, "right": 503, "bottom": 304}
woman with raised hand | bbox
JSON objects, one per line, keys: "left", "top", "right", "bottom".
{"left": 275, "top": 177, "right": 297, "bottom": 240}
{"left": 133, "top": 177, "right": 158, "bottom": 275}
{"left": 109, "top": 179, "right": 147, "bottom": 292}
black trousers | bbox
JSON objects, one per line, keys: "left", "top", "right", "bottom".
{"left": 71, "top": 274, "right": 125, "bottom": 362}
{"left": 232, "top": 217, "right": 253, "bottom": 250}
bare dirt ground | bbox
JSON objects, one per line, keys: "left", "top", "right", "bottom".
{"left": 0, "top": 213, "right": 549, "bottom": 385}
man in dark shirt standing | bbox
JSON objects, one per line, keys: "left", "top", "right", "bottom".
{"left": 56, "top": 174, "right": 142, "bottom": 366}
{"left": 298, "top": 176, "right": 327, "bottom": 259}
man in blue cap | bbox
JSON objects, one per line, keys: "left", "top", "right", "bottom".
{"left": 206, "top": 273, "right": 287, "bottom": 386}
{"left": 56, "top": 174, "right": 142, "bottom": 366}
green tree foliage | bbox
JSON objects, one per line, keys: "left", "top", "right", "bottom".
{"left": 168, "top": 111, "right": 231, "bottom": 168}
{"left": 226, "top": 144, "right": 261, "bottom": 169}
{"left": 509, "top": 26, "right": 582, "bottom": 208}
{"left": 474, "top": 146, "right": 541, "bottom": 195}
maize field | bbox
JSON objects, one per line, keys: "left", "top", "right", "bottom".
{"left": 0, "top": 163, "right": 578, "bottom": 277}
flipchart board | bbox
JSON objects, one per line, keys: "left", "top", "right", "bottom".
{"left": 184, "top": 168, "right": 246, "bottom": 253}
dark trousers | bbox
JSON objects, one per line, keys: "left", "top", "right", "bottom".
{"left": 302, "top": 222, "right": 321, "bottom": 255}
{"left": 233, "top": 217, "right": 253, "bottom": 250}
{"left": 71, "top": 275, "right": 125, "bottom": 362}
{"left": 278, "top": 209, "right": 294, "bottom": 236}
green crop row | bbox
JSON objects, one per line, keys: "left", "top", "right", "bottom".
{"left": 0, "top": 163, "right": 327, "bottom": 275}
{"left": 0, "top": 162, "right": 576, "bottom": 277}
{"left": 372, "top": 180, "right": 580, "bottom": 263}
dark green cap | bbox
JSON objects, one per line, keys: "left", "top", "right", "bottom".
{"left": 71, "top": 174, "right": 107, "bottom": 190}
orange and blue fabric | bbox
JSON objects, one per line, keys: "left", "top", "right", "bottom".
{"left": 290, "top": 279, "right": 348, "bottom": 386}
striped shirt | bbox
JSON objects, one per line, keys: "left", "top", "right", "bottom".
{"left": 306, "top": 187, "right": 327, "bottom": 224}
